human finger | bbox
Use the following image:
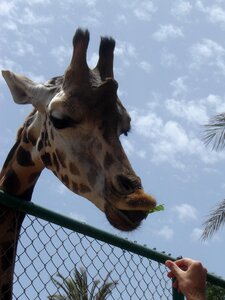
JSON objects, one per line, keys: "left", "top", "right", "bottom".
{"left": 165, "top": 260, "right": 183, "bottom": 279}
{"left": 167, "top": 271, "right": 175, "bottom": 278}
{"left": 174, "top": 258, "right": 197, "bottom": 268}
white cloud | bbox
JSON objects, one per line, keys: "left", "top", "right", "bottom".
{"left": 157, "top": 225, "right": 174, "bottom": 240}
{"left": 208, "top": 6, "right": 225, "bottom": 25}
{"left": 0, "top": 1, "right": 15, "bottom": 16}
{"left": 88, "top": 52, "right": 98, "bottom": 69}
{"left": 165, "top": 98, "right": 209, "bottom": 124}
{"left": 130, "top": 110, "right": 163, "bottom": 139}
{"left": 69, "top": 212, "right": 87, "bottom": 223}
{"left": 139, "top": 61, "right": 152, "bottom": 73}
{"left": 60, "top": 0, "right": 97, "bottom": 7}
{"left": 56, "top": 183, "right": 68, "bottom": 195}
{"left": 121, "top": 139, "right": 135, "bottom": 156}
{"left": 190, "top": 39, "right": 225, "bottom": 75}
{"left": 115, "top": 41, "right": 137, "bottom": 58}
{"left": 166, "top": 92, "right": 225, "bottom": 125}
{"left": 153, "top": 24, "right": 184, "bottom": 42}
{"left": 0, "top": 58, "right": 21, "bottom": 73}
{"left": 83, "top": 0, "right": 97, "bottom": 7}
{"left": 171, "top": 1, "right": 192, "bottom": 18}
{"left": 81, "top": 15, "right": 101, "bottom": 27}
{"left": 26, "top": 72, "right": 46, "bottom": 83}
{"left": 18, "top": 7, "right": 53, "bottom": 25}
{"left": 137, "top": 150, "right": 146, "bottom": 159}
{"left": 121, "top": 138, "right": 146, "bottom": 160}
{"left": 24, "top": 0, "right": 50, "bottom": 5}
{"left": 130, "top": 103, "right": 225, "bottom": 168}
{"left": 115, "top": 41, "right": 137, "bottom": 68}
{"left": 172, "top": 203, "right": 197, "bottom": 223}
{"left": 152, "top": 121, "right": 225, "bottom": 166}
{"left": 131, "top": 109, "right": 190, "bottom": 167}
{"left": 14, "top": 41, "right": 35, "bottom": 57}
{"left": 133, "top": 1, "right": 157, "bottom": 21}
{"left": 203, "top": 94, "right": 225, "bottom": 114}
{"left": 2, "top": 20, "right": 17, "bottom": 30}
{"left": 195, "top": 0, "right": 205, "bottom": 11}
{"left": 150, "top": 121, "right": 189, "bottom": 167}
{"left": 116, "top": 14, "right": 128, "bottom": 25}
{"left": 190, "top": 227, "right": 221, "bottom": 243}
{"left": 170, "top": 77, "right": 188, "bottom": 98}
{"left": 160, "top": 48, "right": 177, "bottom": 67}
{"left": 196, "top": 1, "right": 225, "bottom": 27}
{"left": 51, "top": 45, "right": 71, "bottom": 67}
{"left": 163, "top": 121, "right": 189, "bottom": 150}
{"left": 191, "top": 227, "right": 203, "bottom": 241}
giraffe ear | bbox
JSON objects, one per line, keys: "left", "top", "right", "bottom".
{"left": 2, "top": 70, "right": 52, "bottom": 111}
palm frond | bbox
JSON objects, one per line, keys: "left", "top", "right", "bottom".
{"left": 74, "top": 267, "right": 88, "bottom": 300}
{"left": 202, "top": 199, "right": 225, "bottom": 240}
{"left": 49, "top": 267, "right": 117, "bottom": 300}
{"left": 89, "top": 279, "right": 100, "bottom": 300}
{"left": 49, "top": 273, "right": 73, "bottom": 298}
{"left": 48, "top": 272, "right": 81, "bottom": 300}
{"left": 94, "top": 272, "right": 118, "bottom": 300}
{"left": 95, "top": 282, "right": 118, "bottom": 300}
{"left": 203, "top": 113, "right": 225, "bottom": 151}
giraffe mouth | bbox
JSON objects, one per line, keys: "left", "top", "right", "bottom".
{"left": 104, "top": 187, "right": 156, "bottom": 231}
{"left": 104, "top": 202, "right": 149, "bottom": 231}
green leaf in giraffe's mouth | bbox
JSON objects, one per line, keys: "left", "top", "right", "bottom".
{"left": 148, "top": 204, "right": 165, "bottom": 214}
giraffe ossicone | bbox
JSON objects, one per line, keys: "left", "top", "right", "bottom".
{"left": 1, "top": 28, "right": 156, "bottom": 232}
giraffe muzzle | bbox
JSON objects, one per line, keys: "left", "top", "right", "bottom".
{"left": 104, "top": 188, "right": 156, "bottom": 231}
{"left": 112, "top": 190, "right": 156, "bottom": 211}
{"left": 112, "top": 175, "right": 156, "bottom": 211}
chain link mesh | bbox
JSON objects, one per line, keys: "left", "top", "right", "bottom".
{"left": 14, "top": 215, "right": 172, "bottom": 299}
{"left": 0, "top": 196, "right": 225, "bottom": 300}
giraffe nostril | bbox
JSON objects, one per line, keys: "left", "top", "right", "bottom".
{"left": 116, "top": 175, "right": 141, "bottom": 194}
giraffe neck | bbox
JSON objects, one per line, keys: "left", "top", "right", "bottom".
{"left": 0, "top": 137, "right": 44, "bottom": 200}
{"left": 0, "top": 115, "right": 44, "bottom": 299}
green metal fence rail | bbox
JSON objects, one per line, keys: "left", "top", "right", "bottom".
{"left": 0, "top": 190, "right": 225, "bottom": 299}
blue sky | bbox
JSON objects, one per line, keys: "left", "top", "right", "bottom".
{"left": 1, "top": 0, "right": 225, "bottom": 279}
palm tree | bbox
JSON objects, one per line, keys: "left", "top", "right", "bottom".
{"left": 202, "top": 113, "right": 225, "bottom": 239}
{"left": 48, "top": 267, "right": 118, "bottom": 300}
{"left": 202, "top": 200, "right": 225, "bottom": 240}
{"left": 203, "top": 113, "right": 225, "bottom": 151}
{"left": 206, "top": 281, "right": 225, "bottom": 299}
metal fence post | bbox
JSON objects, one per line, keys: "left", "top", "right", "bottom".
{"left": 172, "top": 279, "right": 185, "bottom": 300}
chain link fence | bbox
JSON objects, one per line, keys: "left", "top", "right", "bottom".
{"left": 15, "top": 215, "right": 171, "bottom": 299}
{"left": 0, "top": 190, "right": 225, "bottom": 300}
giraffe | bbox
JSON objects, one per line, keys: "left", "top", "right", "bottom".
{"left": 0, "top": 28, "right": 156, "bottom": 299}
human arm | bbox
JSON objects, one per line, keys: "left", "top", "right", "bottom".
{"left": 165, "top": 258, "right": 207, "bottom": 300}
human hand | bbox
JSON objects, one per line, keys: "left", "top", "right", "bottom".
{"left": 165, "top": 258, "right": 207, "bottom": 300}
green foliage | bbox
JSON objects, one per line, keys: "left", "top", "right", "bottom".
{"left": 203, "top": 113, "right": 225, "bottom": 151}
{"left": 148, "top": 204, "right": 165, "bottom": 214}
{"left": 206, "top": 282, "right": 225, "bottom": 300}
{"left": 48, "top": 267, "right": 118, "bottom": 300}
{"left": 202, "top": 114, "right": 225, "bottom": 238}
{"left": 202, "top": 200, "right": 225, "bottom": 240}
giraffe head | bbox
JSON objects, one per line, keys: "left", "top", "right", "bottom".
{"left": 2, "top": 29, "right": 156, "bottom": 231}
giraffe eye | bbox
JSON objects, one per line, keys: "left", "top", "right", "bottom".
{"left": 50, "top": 115, "right": 73, "bottom": 129}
